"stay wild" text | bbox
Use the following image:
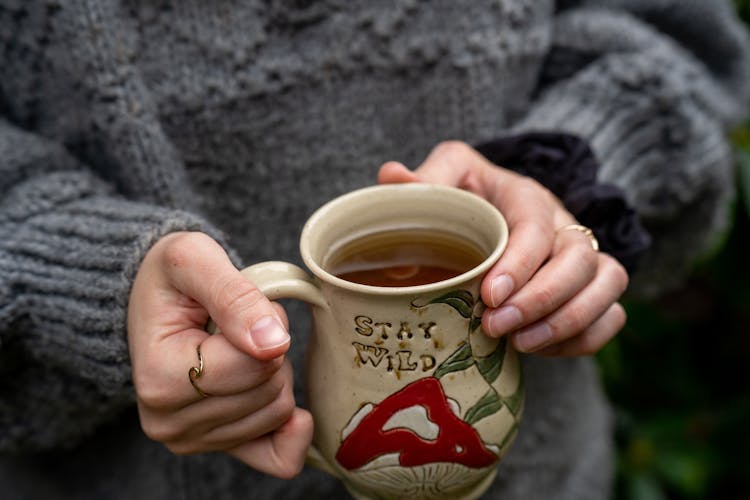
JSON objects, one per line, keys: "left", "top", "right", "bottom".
{"left": 352, "top": 315, "right": 438, "bottom": 372}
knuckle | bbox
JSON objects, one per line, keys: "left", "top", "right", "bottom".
{"left": 581, "top": 245, "right": 600, "bottom": 273}
{"left": 273, "top": 459, "right": 305, "bottom": 480}
{"left": 212, "top": 276, "right": 265, "bottom": 319}
{"left": 256, "top": 357, "right": 287, "bottom": 383}
{"left": 514, "top": 177, "right": 555, "bottom": 205}
{"left": 511, "top": 239, "right": 545, "bottom": 280}
{"left": 561, "top": 303, "right": 589, "bottom": 334}
{"left": 614, "top": 262, "right": 630, "bottom": 293}
{"left": 135, "top": 376, "right": 181, "bottom": 411}
{"left": 602, "top": 256, "right": 630, "bottom": 293}
{"left": 526, "top": 287, "right": 556, "bottom": 315}
{"left": 161, "top": 232, "right": 210, "bottom": 268}
{"left": 515, "top": 255, "right": 537, "bottom": 281}
{"left": 264, "top": 367, "right": 289, "bottom": 398}
{"left": 564, "top": 243, "right": 599, "bottom": 279}
{"left": 582, "top": 256, "right": 600, "bottom": 284}
{"left": 519, "top": 218, "right": 555, "bottom": 248}
{"left": 141, "top": 419, "right": 183, "bottom": 444}
{"left": 269, "top": 385, "right": 296, "bottom": 422}
{"left": 612, "top": 303, "right": 628, "bottom": 331}
{"left": 241, "top": 357, "right": 286, "bottom": 392}
{"left": 515, "top": 176, "right": 543, "bottom": 193}
{"left": 432, "top": 140, "right": 471, "bottom": 159}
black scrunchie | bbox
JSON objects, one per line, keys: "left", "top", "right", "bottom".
{"left": 475, "top": 132, "right": 651, "bottom": 273}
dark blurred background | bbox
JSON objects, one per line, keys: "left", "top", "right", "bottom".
{"left": 600, "top": 3, "right": 750, "bottom": 499}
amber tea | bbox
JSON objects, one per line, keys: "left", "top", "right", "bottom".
{"left": 326, "top": 228, "right": 487, "bottom": 287}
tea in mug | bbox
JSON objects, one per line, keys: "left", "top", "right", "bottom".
{"left": 326, "top": 228, "right": 486, "bottom": 287}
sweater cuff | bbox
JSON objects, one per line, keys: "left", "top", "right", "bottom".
{"left": 511, "top": 51, "right": 738, "bottom": 296}
{"left": 475, "top": 132, "right": 651, "bottom": 273}
{"left": 0, "top": 170, "right": 231, "bottom": 449}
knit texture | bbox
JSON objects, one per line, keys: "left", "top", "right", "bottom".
{"left": 475, "top": 132, "right": 652, "bottom": 272}
{"left": 0, "top": 121, "right": 230, "bottom": 450}
{"left": 1, "top": 1, "right": 749, "bottom": 499}
{"left": 516, "top": 2, "right": 750, "bottom": 295}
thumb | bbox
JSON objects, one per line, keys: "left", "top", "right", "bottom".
{"left": 378, "top": 142, "right": 488, "bottom": 189}
{"left": 163, "top": 232, "right": 290, "bottom": 361}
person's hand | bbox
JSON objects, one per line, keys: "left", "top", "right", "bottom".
{"left": 127, "top": 231, "right": 313, "bottom": 478}
{"left": 378, "top": 141, "right": 628, "bottom": 356}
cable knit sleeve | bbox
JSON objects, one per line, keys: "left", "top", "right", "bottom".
{"left": 514, "top": 0, "right": 750, "bottom": 296}
{"left": 0, "top": 120, "right": 228, "bottom": 451}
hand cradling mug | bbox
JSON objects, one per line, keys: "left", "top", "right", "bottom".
{"left": 212, "top": 183, "right": 522, "bottom": 500}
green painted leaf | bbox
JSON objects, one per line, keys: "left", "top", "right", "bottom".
{"left": 465, "top": 389, "right": 503, "bottom": 425}
{"left": 427, "top": 290, "right": 475, "bottom": 318}
{"left": 433, "top": 342, "right": 474, "bottom": 378}
{"left": 503, "top": 374, "right": 524, "bottom": 417}
{"left": 475, "top": 337, "right": 507, "bottom": 384}
{"left": 469, "top": 315, "right": 482, "bottom": 333}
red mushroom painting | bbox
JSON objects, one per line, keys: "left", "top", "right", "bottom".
{"left": 335, "top": 290, "right": 524, "bottom": 478}
{"left": 336, "top": 376, "right": 498, "bottom": 469}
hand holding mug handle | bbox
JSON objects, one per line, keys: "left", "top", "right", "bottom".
{"left": 206, "top": 261, "right": 338, "bottom": 478}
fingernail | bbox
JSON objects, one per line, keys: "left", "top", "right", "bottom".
{"left": 490, "top": 274, "right": 514, "bottom": 307}
{"left": 488, "top": 305, "right": 522, "bottom": 336}
{"left": 513, "top": 323, "right": 553, "bottom": 352}
{"left": 249, "top": 316, "right": 290, "bottom": 351}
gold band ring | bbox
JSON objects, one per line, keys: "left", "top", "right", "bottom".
{"left": 558, "top": 224, "right": 599, "bottom": 251}
{"left": 188, "top": 345, "right": 212, "bottom": 398}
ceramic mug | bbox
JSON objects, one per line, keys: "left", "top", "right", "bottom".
{"left": 216, "top": 184, "right": 523, "bottom": 499}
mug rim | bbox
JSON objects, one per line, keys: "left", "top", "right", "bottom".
{"left": 300, "top": 184, "right": 508, "bottom": 296}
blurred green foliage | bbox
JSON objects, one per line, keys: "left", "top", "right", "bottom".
{"left": 599, "top": 3, "right": 750, "bottom": 498}
{"left": 737, "top": 0, "right": 750, "bottom": 27}
{"left": 600, "top": 197, "right": 750, "bottom": 499}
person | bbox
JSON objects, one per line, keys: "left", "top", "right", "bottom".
{"left": 0, "top": 1, "right": 748, "bottom": 498}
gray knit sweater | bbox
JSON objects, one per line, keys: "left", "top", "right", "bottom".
{"left": 1, "top": 1, "right": 748, "bottom": 499}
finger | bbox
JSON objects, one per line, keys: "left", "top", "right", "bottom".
{"left": 377, "top": 161, "right": 419, "bottom": 184}
{"left": 134, "top": 327, "right": 286, "bottom": 412}
{"left": 202, "top": 359, "right": 292, "bottom": 433}
{"left": 192, "top": 333, "right": 286, "bottom": 398}
{"left": 144, "top": 358, "right": 291, "bottom": 448}
{"left": 195, "top": 305, "right": 289, "bottom": 397}
{"left": 161, "top": 232, "right": 290, "bottom": 360}
{"left": 379, "top": 142, "right": 498, "bottom": 193}
{"left": 228, "top": 408, "right": 314, "bottom": 479}
{"left": 535, "top": 303, "right": 627, "bottom": 357}
{"left": 164, "top": 361, "right": 296, "bottom": 453}
{"left": 510, "top": 255, "right": 629, "bottom": 353}
{"left": 164, "top": 358, "right": 291, "bottom": 432}
{"left": 480, "top": 216, "right": 556, "bottom": 312}
{"left": 133, "top": 325, "right": 212, "bottom": 411}
{"left": 480, "top": 179, "right": 566, "bottom": 308}
{"left": 411, "top": 141, "right": 483, "bottom": 189}
{"left": 199, "top": 363, "right": 296, "bottom": 448}
{"left": 483, "top": 229, "right": 599, "bottom": 337}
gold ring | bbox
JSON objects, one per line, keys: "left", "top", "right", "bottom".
{"left": 188, "top": 345, "right": 211, "bottom": 398}
{"left": 558, "top": 224, "right": 599, "bottom": 251}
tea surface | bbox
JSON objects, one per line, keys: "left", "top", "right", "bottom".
{"left": 327, "top": 228, "right": 486, "bottom": 287}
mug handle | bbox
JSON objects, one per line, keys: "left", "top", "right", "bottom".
{"left": 206, "top": 261, "right": 339, "bottom": 478}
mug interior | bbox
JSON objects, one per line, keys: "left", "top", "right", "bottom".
{"left": 300, "top": 184, "right": 508, "bottom": 293}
